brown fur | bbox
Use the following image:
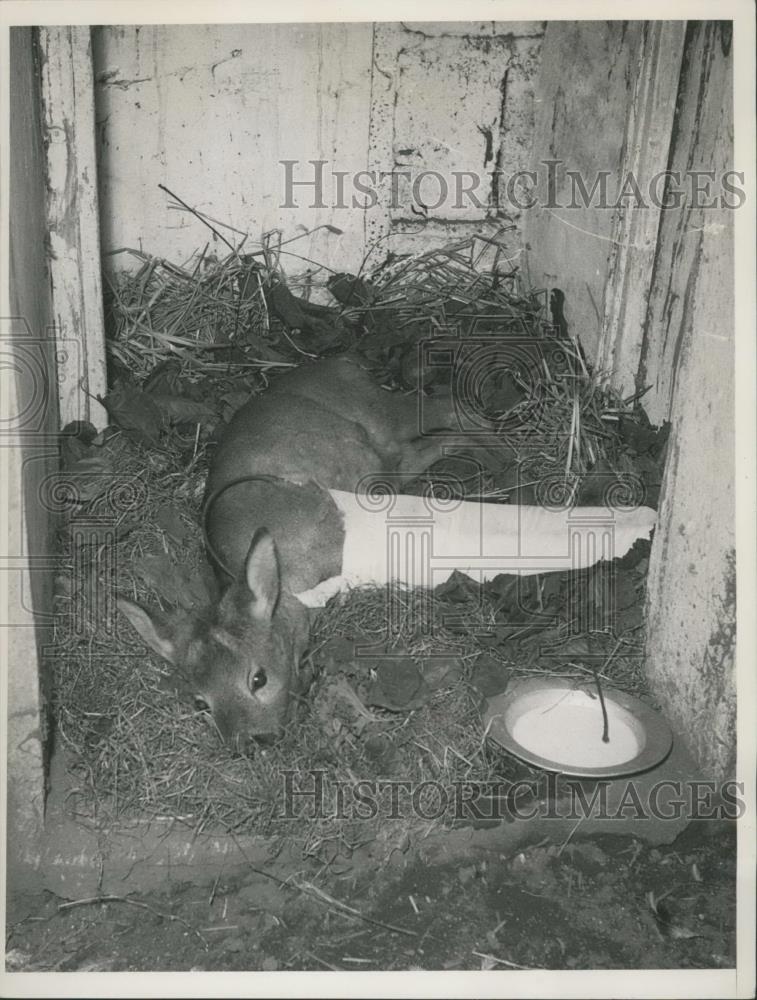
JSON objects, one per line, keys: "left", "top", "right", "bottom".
{"left": 120, "top": 357, "right": 461, "bottom": 747}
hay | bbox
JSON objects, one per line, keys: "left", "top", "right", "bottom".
{"left": 104, "top": 247, "right": 286, "bottom": 381}
{"left": 102, "top": 231, "right": 637, "bottom": 507}
{"left": 52, "top": 433, "right": 500, "bottom": 851}
{"left": 52, "top": 429, "right": 648, "bottom": 855}
{"left": 358, "top": 231, "right": 538, "bottom": 329}
{"left": 352, "top": 232, "right": 638, "bottom": 503}
{"left": 51, "top": 231, "right": 657, "bottom": 859}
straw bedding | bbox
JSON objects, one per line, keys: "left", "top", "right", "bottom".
{"left": 50, "top": 229, "right": 667, "bottom": 858}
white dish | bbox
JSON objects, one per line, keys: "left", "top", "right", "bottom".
{"left": 485, "top": 677, "right": 673, "bottom": 778}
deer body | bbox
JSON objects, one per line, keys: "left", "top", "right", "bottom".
{"left": 118, "top": 354, "right": 657, "bottom": 748}
{"left": 119, "top": 355, "right": 459, "bottom": 747}
{"left": 204, "top": 355, "right": 451, "bottom": 593}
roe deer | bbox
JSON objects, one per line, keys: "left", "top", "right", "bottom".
{"left": 118, "top": 354, "right": 656, "bottom": 749}
{"left": 118, "top": 355, "right": 467, "bottom": 747}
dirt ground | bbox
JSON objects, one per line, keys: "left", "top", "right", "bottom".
{"left": 6, "top": 819, "right": 736, "bottom": 973}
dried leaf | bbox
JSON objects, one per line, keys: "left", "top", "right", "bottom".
{"left": 471, "top": 654, "right": 509, "bottom": 697}
{"left": 101, "top": 383, "right": 164, "bottom": 446}
{"left": 419, "top": 656, "right": 463, "bottom": 690}
{"left": 618, "top": 415, "right": 666, "bottom": 455}
{"left": 366, "top": 659, "right": 430, "bottom": 711}
{"left": 149, "top": 394, "right": 216, "bottom": 424}
{"left": 60, "top": 421, "right": 99, "bottom": 469}
{"left": 267, "top": 282, "right": 307, "bottom": 328}
{"left": 143, "top": 360, "right": 184, "bottom": 397}
{"left": 319, "top": 636, "right": 359, "bottom": 675}
{"left": 154, "top": 503, "right": 190, "bottom": 543}
{"left": 327, "top": 272, "right": 375, "bottom": 307}
{"left": 435, "top": 569, "right": 479, "bottom": 603}
{"left": 220, "top": 389, "right": 250, "bottom": 411}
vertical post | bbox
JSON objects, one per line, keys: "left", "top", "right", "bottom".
{"left": 596, "top": 20, "right": 687, "bottom": 393}
{"left": 38, "top": 26, "right": 108, "bottom": 429}
{"left": 642, "top": 22, "right": 738, "bottom": 781}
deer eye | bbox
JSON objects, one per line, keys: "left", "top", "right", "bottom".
{"left": 249, "top": 668, "right": 267, "bottom": 692}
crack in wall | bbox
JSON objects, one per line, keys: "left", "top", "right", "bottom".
{"left": 490, "top": 69, "right": 510, "bottom": 216}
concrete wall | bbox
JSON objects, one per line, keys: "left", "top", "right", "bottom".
{"left": 523, "top": 20, "right": 645, "bottom": 363}
{"left": 93, "top": 22, "right": 543, "bottom": 279}
{"left": 367, "top": 21, "right": 544, "bottom": 260}
{"left": 642, "top": 22, "right": 735, "bottom": 781}
{"left": 524, "top": 21, "right": 736, "bottom": 779}
{"left": 5, "top": 27, "right": 59, "bottom": 890}
{"left": 93, "top": 23, "right": 373, "bottom": 278}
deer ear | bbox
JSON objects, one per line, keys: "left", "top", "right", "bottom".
{"left": 118, "top": 598, "right": 179, "bottom": 664}
{"left": 243, "top": 529, "right": 280, "bottom": 622}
